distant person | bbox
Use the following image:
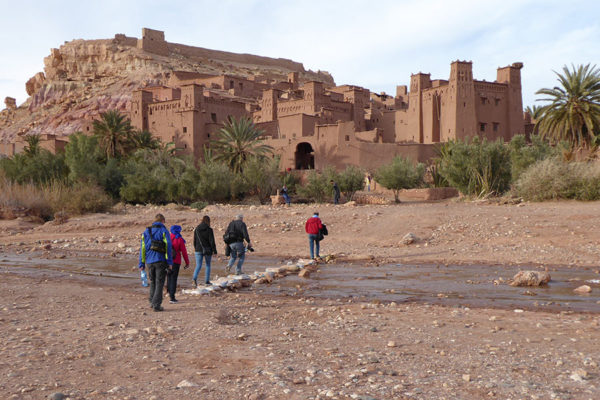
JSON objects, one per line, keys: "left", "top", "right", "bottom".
{"left": 138, "top": 213, "right": 173, "bottom": 312}
{"left": 167, "top": 225, "right": 189, "bottom": 303}
{"left": 193, "top": 215, "right": 217, "bottom": 286}
{"left": 331, "top": 180, "right": 341, "bottom": 204}
{"left": 367, "top": 174, "right": 372, "bottom": 192}
{"left": 224, "top": 214, "right": 252, "bottom": 275}
{"left": 281, "top": 185, "right": 291, "bottom": 206}
{"left": 305, "top": 211, "right": 323, "bottom": 260}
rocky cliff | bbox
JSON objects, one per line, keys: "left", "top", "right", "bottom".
{"left": 0, "top": 30, "right": 334, "bottom": 145}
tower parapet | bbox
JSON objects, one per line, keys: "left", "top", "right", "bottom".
{"left": 137, "top": 28, "right": 169, "bottom": 56}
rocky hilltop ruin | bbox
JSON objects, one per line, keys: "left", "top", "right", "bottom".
{"left": 0, "top": 28, "right": 334, "bottom": 147}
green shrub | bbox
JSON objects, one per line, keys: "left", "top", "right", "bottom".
{"left": 338, "top": 165, "right": 365, "bottom": 200}
{"left": 0, "top": 150, "right": 68, "bottom": 185}
{"left": 119, "top": 149, "right": 198, "bottom": 204}
{"left": 64, "top": 132, "right": 102, "bottom": 183}
{"left": 297, "top": 170, "right": 330, "bottom": 202}
{"left": 196, "top": 161, "right": 236, "bottom": 202}
{"left": 515, "top": 158, "right": 600, "bottom": 201}
{"left": 374, "top": 156, "right": 425, "bottom": 202}
{"left": 281, "top": 170, "right": 301, "bottom": 194}
{"left": 429, "top": 159, "right": 449, "bottom": 188}
{"left": 509, "top": 135, "right": 557, "bottom": 181}
{"left": 437, "top": 138, "right": 511, "bottom": 197}
{"left": 243, "top": 156, "right": 281, "bottom": 204}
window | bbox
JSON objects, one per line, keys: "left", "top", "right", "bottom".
{"left": 480, "top": 123, "right": 486, "bottom": 132}
{"left": 493, "top": 122, "right": 499, "bottom": 132}
{"left": 183, "top": 127, "right": 187, "bottom": 133}
{"left": 229, "top": 80, "right": 234, "bottom": 89}
{"left": 480, "top": 97, "right": 486, "bottom": 105}
{"left": 239, "top": 82, "right": 243, "bottom": 90}
{"left": 495, "top": 98, "right": 500, "bottom": 106}
{"left": 345, "top": 135, "right": 350, "bottom": 141}
{"left": 211, "top": 113, "right": 217, "bottom": 123}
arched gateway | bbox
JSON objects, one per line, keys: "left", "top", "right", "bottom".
{"left": 295, "top": 142, "right": 314, "bottom": 170}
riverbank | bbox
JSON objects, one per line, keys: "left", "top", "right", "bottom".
{"left": 3, "top": 199, "right": 600, "bottom": 268}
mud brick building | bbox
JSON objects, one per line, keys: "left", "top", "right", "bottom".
{"left": 130, "top": 31, "right": 526, "bottom": 171}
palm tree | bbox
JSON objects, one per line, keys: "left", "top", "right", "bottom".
{"left": 524, "top": 105, "right": 545, "bottom": 120}
{"left": 22, "top": 134, "right": 41, "bottom": 157}
{"left": 130, "top": 129, "right": 161, "bottom": 150}
{"left": 93, "top": 110, "right": 133, "bottom": 158}
{"left": 211, "top": 117, "right": 273, "bottom": 173}
{"left": 535, "top": 64, "right": 600, "bottom": 148}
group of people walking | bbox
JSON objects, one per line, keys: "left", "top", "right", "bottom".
{"left": 138, "top": 209, "right": 326, "bottom": 312}
{"left": 138, "top": 213, "right": 252, "bottom": 312}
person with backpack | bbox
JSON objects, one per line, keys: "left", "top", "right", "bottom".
{"left": 305, "top": 212, "right": 324, "bottom": 260}
{"left": 138, "top": 214, "right": 173, "bottom": 312}
{"left": 167, "top": 225, "right": 189, "bottom": 303}
{"left": 193, "top": 215, "right": 217, "bottom": 287}
{"left": 224, "top": 214, "right": 252, "bottom": 275}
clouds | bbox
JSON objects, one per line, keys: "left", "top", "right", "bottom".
{"left": 0, "top": 0, "right": 598, "bottom": 107}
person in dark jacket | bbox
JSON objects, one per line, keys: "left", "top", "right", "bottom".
{"left": 193, "top": 215, "right": 217, "bottom": 287}
{"left": 139, "top": 213, "right": 173, "bottom": 312}
{"left": 331, "top": 180, "right": 341, "bottom": 204}
{"left": 305, "top": 212, "right": 323, "bottom": 259}
{"left": 224, "top": 214, "right": 251, "bottom": 275}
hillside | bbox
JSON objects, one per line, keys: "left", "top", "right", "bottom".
{"left": 0, "top": 28, "right": 334, "bottom": 144}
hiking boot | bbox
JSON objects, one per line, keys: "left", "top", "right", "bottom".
{"left": 205, "top": 281, "right": 212, "bottom": 286}
{"left": 153, "top": 306, "right": 164, "bottom": 312}
{"left": 169, "top": 299, "right": 178, "bottom": 304}
{"left": 192, "top": 279, "right": 197, "bottom": 288}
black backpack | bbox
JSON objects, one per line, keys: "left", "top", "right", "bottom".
{"left": 147, "top": 226, "right": 166, "bottom": 253}
{"left": 223, "top": 231, "right": 237, "bottom": 244}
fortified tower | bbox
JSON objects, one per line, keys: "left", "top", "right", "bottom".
{"left": 496, "top": 62, "right": 524, "bottom": 139}
{"left": 259, "top": 89, "right": 281, "bottom": 122}
{"left": 179, "top": 84, "right": 204, "bottom": 159}
{"left": 302, "top": 81, "right": 324, "bottom": 112}
{"left": 130, "top": 90, "right": 153, "bottom": 131}
{"left": 407, "top": 73, "right": 431, "bottom": 143}
{"left": 137, "top": 28, "right": 169, "bottom": 56}
{"left": 447, "top": 60, "right": 477, "bottom": 140}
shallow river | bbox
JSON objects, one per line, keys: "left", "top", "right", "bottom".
{"left": 1, "top": 254, "right": 599, "bottom": 312}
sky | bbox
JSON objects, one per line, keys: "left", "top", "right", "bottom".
{"left": 1, "top": 0, "right": 599, "bottom": 108}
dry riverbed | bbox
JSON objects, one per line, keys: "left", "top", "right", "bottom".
{"left": 1, "top": 199, "right": 600, "bottom": 399}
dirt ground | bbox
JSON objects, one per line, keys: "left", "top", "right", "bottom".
{"left": 1, "top": 198, "right": 599, "bottom": 399}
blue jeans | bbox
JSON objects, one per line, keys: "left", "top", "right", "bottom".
{"left": 193, "top": 252, "right": 212, "bottom": 283}
{"left": 227, "top": 242, "right": 246, "bottom": 274}
{"left": 308, "top": 234, "right": 320, "bottom": 259}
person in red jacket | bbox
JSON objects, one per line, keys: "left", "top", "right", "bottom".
{"left": 304, "top": 212, "right": 323, "bottom": 260}
{"left": 168, "top": 225, "right": 189, "bottom": 303}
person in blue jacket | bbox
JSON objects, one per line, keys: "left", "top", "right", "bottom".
{"left": 139, "top": 213, "right": 173, "bottom": 312}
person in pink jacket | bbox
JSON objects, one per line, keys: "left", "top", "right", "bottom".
{"left": 168, "top": 225, "right": 189, "bottom": 303}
